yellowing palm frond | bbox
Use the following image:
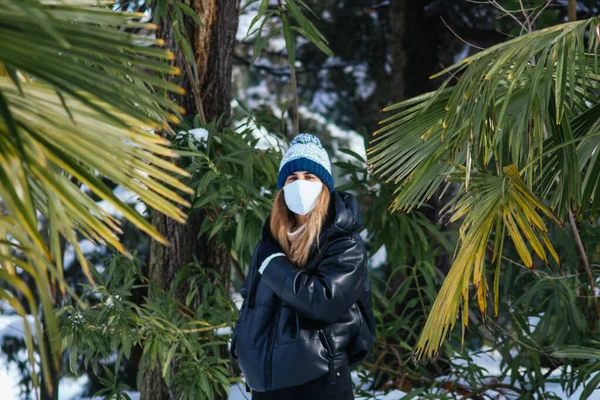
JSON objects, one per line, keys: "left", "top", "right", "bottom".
{"left": 0, "top": 0, "right": 192, "bottom": 392}
{"left": 414, "top": 166, "right": 560, "bottom": 361}
{"left": 368, "top": 17, "right": 600, "bottom": 361}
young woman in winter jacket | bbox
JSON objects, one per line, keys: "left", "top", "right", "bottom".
{"left": 230, "top": 133, "right": 374, "bottom": 400}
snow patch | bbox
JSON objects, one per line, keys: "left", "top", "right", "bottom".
{"left": 269, "top": 36, "right": 286, "bottom": 53}
{"left": 233, "top": 116, "right": 286, "bottom": 153}
{"left": 215, "top": 327, "right": 232, "bottom": 336}
{"left": 98, "top": 185, "right": 147, "bottom": 218}
{"left": 310, "top": 89, "right": 339, "bottom": 115}
{"left": 298, "top": 105, "right": 367, "bottom": 163}
{"left": 0, "top": 359, "right": 22, "bottom": 400}
{"left": 369, "top": 245, "right": 387, "bottom": 269}
{"left": 59, "top": 374, "right": 90, "bottom": 400}
{"left": 232, "top": 291, "right": 244, "bottom": 311}
{"left": 454, "top": 44, "right": 470, "bottom": 64}
{"left": 237, "top": 11, "right": 258, "bottom": 41}
{"left": 63, "top": 239, "right": 105, "bottom": 269}
{"left": 0, "top": 315, "right": 37, "bottom": 340}
{"left": 351, "top": 63, "right": 376, "bottom": 100}
{"left": 187, "top": 127, "right": 209, "bottom": 143}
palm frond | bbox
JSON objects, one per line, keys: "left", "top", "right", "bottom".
{"left": 414, "top": 165, "right": 560, "bottom": 361}
{"left": 0, "top": 0, "right": 184, "bottom": 125}
{"left": 0, "top": 0, "right": 192, "bottom": 392}
{"left": 368, "top": 18, "right": 600, "bottom": 217}
{"left": 368, "top": 17, "right": 600, "bottom": 360}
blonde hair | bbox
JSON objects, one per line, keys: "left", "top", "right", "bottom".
{"left": 269, "top": 187, "right": 331, "bottom": 268}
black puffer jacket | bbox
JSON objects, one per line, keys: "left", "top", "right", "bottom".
{"left": 230, "top": 190, "right": 374, "bottom": 392}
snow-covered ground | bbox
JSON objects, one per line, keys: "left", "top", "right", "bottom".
{"left": 0, "top": 346, "right": 406, "bottom": 400}
{"left": 3, "top": 347, "right": 594, "bottom": 400}
{"left": 1, "top": 313, "right": 597, "bottom": 400}
{"left": 0, "top": 359, "right": 22, "bottom": 399}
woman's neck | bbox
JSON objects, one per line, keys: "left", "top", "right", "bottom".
{"left": 295, "top": 214, "right": 308, "bottom": 226}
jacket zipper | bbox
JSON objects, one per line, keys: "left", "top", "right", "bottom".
{"left": 318, "top": 329, "right": 333, "bottom": 354}
{"left": 318, "top": 328, "right": 336, "bottom": 382}
{"left": 266, "top": 297, "right": 281, "bottom": 390}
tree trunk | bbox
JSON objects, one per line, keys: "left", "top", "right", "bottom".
{"left": 390, "top": 1, "right": 456, "bottom": 102}
{"left": 140, "top": 1, "right": 240, "bottom": 400}
{"left": 389, "top": 0, "right": 408, "bottom": 103}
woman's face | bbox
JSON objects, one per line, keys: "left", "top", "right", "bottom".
{"left": 284, "top": 171, "right": 321, "bottom": 186}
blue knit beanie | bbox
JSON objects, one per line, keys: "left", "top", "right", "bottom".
{"left": 277, "top": 133, "right": 334, "bottom": 192}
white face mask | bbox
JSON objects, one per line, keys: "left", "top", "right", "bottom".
{"left": 283, "top": 180, "right": 323, "bottom": 216}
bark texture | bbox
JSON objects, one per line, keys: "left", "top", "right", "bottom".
{"left": 140, "top": 1, "right": 239, "bottom": 399}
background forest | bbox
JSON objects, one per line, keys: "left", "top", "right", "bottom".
{"left": 1, "top": 0, "right": 600, "bottom": 399}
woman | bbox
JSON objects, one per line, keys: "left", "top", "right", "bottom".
{"left": 230, "top": 134, "right": 374, "bottom": 400}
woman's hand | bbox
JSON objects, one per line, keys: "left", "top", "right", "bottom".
{"left": 257, "top": 238, "right": 286, "bottom": 274}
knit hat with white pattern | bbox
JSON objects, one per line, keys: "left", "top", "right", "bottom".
{"left": 277, "top": 133, "right": 334, "bottom": 192}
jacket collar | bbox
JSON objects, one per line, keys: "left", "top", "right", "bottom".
{"left": 261, "top": 190, "right": 363, "bottom": 243}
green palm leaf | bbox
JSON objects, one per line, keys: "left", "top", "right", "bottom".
{"left": 369, "top": 18, "right": 600, "bottom": 216}
{"left": 0, "top": 0, "right": 192, "bottom": 392}
{"left": 368, "top": 17, "right": 600, "bottom": 360}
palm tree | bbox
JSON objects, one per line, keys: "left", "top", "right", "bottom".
{"left": 0, "top": 0, "right": 192, "bottom": 393}
{"left": 367, "top": 16, "right": 600, "bottom": 360}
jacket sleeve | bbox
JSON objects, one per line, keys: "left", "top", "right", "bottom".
{"left": 260, "top": 233, "right": 368, "bottom": 324}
